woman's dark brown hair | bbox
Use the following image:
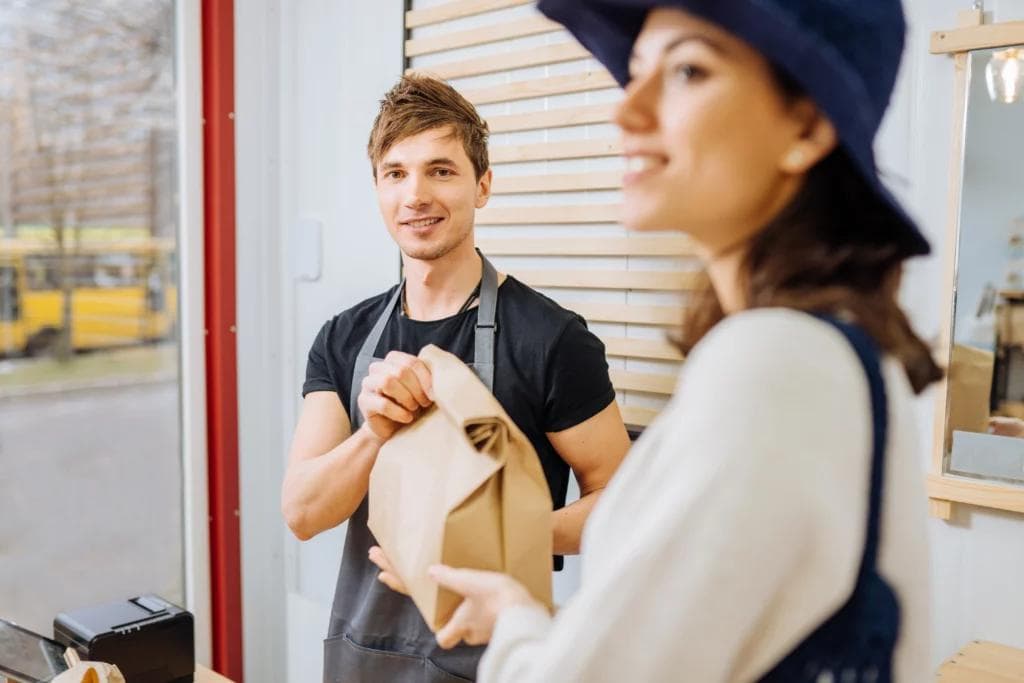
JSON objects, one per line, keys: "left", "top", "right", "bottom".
{"left": 678, "top": 73, "right": 942, "bottom": 394}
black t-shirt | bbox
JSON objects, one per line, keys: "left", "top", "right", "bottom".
{"left": 303, "top": 276, "right": 616, "bottom": 516}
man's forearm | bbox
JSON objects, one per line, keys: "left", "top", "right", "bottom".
{"left": 551, "top": 489, "right": 604, "bottom": 555}
{"left": 282, "top": 425, "right": 383, "bottom": 540}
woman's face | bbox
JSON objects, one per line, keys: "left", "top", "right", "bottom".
{"left": 615, "top": 8, "right": 833, "bottom": 254}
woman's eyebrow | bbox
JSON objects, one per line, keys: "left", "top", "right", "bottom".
{"left": 629, "top": 31, "right": 726, "bottom": 69}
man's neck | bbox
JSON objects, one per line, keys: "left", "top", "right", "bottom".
{"left": 402, "top": 240, "right": 483, "bottom": 321}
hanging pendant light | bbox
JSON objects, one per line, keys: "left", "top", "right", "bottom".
{"left": 985, "top": 47, "right": 1024, "bottom": 104}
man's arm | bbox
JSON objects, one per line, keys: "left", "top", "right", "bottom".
{"left": 546, "top": 400, "right": 630, "bottom": 555}
{"left": 281, "top": 351, "right": 434, "bottom": 540}
{"left": 281, "top": 392, "right": 383, "bottom": 540}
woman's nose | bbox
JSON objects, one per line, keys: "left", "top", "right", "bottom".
{"left": 614, "top": 70, "right": 658, "bottom": 133}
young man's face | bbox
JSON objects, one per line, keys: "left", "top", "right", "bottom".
{"left": 374, "top": 126, "right": 491, "bottom": 262}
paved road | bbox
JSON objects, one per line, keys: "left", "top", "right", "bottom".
{"left": 0, "top": 381, "right": 184, "bottom": 636}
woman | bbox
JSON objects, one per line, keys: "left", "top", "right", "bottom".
{"left": 373, "top": 1, "right": 941, "bottom": 680}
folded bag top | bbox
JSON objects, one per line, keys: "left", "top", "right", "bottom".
{"left": 368, "top": 345, "right": 554, "bottom": 631}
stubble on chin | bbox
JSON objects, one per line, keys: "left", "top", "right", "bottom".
{"left": 398, "top": 225, "right": 473, "bottom": 262}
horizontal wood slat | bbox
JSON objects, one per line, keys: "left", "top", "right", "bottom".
{"left": 491, "top": 139, "right": 621, "bottom": 164}
{"left": 405, "top": 0, "right": 533, "bottom": 29}
{"left": 564, "top": 301, "right": 685, "bottom": 326}
{"left": 487, "top": 103, "right": 614, "bottom": 133}
{"left": 464, "top": 70, "right": 617, "bottom": 105}
{"left": 406, "top": 15, "right": 560, "bottom": 57}
{"left": 620, "top": 404, "right": 661, "bottom": 428}
{"left": 477, "top": 236, "right": 693, "bottom": 256}
{"left": 514, "top": 269, "right": 704, "bottom": 291}
{"left": 602, "top": 336, "right": 684, "bottom": 361}
{"left": 477, "top": 204, "right": 618, "bottom": 224}
{"left": 491, "top": 171, "right": 621, "bottom": 194}
{"left": 410, "top": 42, "right": 589, "bottom": 80}
{"left": 610, "top": 369, "right": 677, "bottom": 395}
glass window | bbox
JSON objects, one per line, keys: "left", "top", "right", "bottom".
{"left": 0, "top": 0, "right": 183, "bottom": 637}
{"left": 0, "top": 264, "right": 19, "bottom": 321}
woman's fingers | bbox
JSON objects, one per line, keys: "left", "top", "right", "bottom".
{"left": 435, "top": 602, "right": 472, "bottom": 650}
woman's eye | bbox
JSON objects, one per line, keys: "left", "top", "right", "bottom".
{"left": 670, "top": 63, "right": 706, "bottom": 82}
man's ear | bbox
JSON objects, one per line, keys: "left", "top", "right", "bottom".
{"left": 475, "top": 168, "right": 493, "bottom": 209}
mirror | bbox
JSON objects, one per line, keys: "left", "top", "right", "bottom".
{"left": 943, "top": 45, "right": 1024, "bottom": 486}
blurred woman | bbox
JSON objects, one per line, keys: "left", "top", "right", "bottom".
{"left": 376, "top": 1, "right": 942, "bottom": 680}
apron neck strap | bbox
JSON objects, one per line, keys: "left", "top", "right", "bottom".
{"left": 352, "top": 250, "right": 500, "bottom": 411}
{"left": 473, "top": 249, "right": 498, "bottom": 392}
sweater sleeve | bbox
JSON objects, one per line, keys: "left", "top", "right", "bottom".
{"left": 479, "top": 310, "right": 874, "bottom": 683}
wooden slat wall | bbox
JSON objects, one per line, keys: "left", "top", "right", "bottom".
{"left": 407, "top": 0, "right": 700, "bottom": 427}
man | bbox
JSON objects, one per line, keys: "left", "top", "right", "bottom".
{"left": 281, "top": 74, "right": 630, "bottom": 683}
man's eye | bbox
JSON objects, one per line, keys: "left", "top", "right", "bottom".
{"left": 434, "top": 168, "right": 453, "bottom": 177}
{"left": 385, "top": 170, "right": 403, "bottom": 179}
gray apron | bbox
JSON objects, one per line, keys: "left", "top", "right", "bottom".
{"left": 323, "top": 253, "right": 498, "bottom": 683}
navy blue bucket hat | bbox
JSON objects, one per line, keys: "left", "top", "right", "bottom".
{"left": 537, "top": 0, "right": 931, "bottom": 257}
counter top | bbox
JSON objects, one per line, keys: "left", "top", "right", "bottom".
{"left": 196, "top": 665, "right": 233, "bottom": 683}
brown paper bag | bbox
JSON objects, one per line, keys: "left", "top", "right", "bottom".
{"left": 946, "top": 343, "right": 995, "bottom": 446}
{"left": 368, "top": 344, "right": 553, "bottom": 631}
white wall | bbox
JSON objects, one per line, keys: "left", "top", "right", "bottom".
{"left": 235, "top": 0, "right": 286, "bottom": 680}
{"left": 902, "top": 0, "right": 1024, "bottom": 669}
{"left": 236, "top": 1, "right": 404, "bottom": 681}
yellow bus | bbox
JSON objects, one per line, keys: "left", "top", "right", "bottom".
{"left": 0, "top": 238, "right": 177, "bottom": 356}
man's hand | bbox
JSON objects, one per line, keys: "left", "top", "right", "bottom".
{"left": 368, "top": 545, "right": 410, "bottom": 595}
{"left": 357, "top": 351, "right": 434, "bottom": 441}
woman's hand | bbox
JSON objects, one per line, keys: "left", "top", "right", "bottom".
{"left": 429, "top": 565, "right": 545, "bottom": 649}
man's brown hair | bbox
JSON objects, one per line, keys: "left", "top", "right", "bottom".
{"left": 368, "top": 74, "right": 489, "bottom": 180}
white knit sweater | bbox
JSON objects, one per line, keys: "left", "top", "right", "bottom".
{"left": 479, "top": 309, "right": 931, "bottom": 682}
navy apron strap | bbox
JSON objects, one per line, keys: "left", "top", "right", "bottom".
{"left": 815, "top": 316, "right": 888, "bottom": 576}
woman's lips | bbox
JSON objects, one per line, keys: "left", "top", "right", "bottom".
{"left": 623, "top": 154, "right": 667, "bottom": 187}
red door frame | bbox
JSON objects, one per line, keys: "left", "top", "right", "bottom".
{"left": 200, "top": 0, "right": 242, "bottom": 679}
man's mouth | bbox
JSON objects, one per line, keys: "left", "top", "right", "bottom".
{"left": 401, "top": 217, "right": 444, "bottom": 228}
